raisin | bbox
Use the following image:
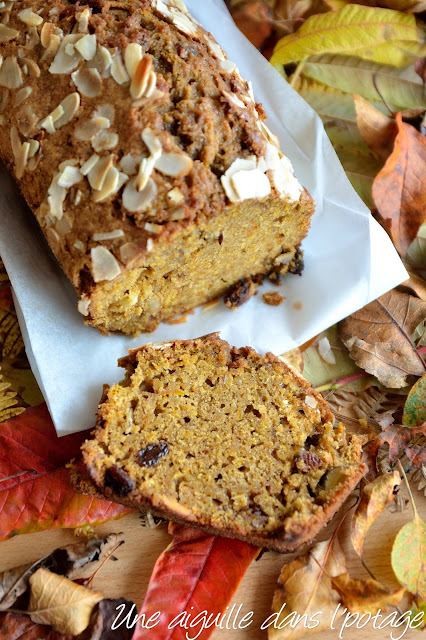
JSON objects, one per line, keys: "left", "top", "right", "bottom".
{"left": 299, "top": 450, "right": 323, "bottom": 470}
{"left": 288, "top": 249, "right": 305, "bottom": 276}
{"left": 104, "top": 466, "right": 134, "bottom": 497}
{"left": 224, "top": 278, "right": 255, "bottom": 309}
{"left": 137, "top": 441, "right": 169, "bottom": 468}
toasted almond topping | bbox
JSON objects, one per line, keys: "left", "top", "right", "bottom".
{"left": 49, "top": 34, "right": 84, "bottom": 74}
{"left": 57, "top": 165, "right": 82, "bottom": 188}
{"left": 50, "top": 104, "right": 65, "bottom": 123}
{"left": 123, "top": 177, "right": 157, "bottom": 213}
{"left": 26, "top": 26, "right": 40, "bottom": 50}
{"left": 141, "top": 127, "right": 162, "bottom": 158}
{"left": 87, "top": 153, "right": 113, "bottom": 190}
{"left": 0, "top": 87, "right": 8, "bottom": 113}
{"left": 78, "top": 296, "right": 90, "bottom": 316}
{"left": 145, "top": 70, "right": 157, "bottom": 98}
{"left": 80, "top": 153, "right": 99, "bottom": 176}
{"left": 46, "top": 227, "right": 61, "bottom": 246}
{"left": 76, "top": 7, "right": 90, "bottom": 33}
{"left": 91, "top": 246, "right": 121, "bottom": 282}
{"left": 222, "top": 90, "right": 246, "bottom": 110}
{"left": 55, "top": 92, "right": 80, "bottom": 128}
{"left": 167, "top": 187, "right": 184, "bottom": 204}
{"left": 41, "top": 22, "right": 60, "bottom": 48}
{"left": 231, "top": 169, "right": 271, "bottom": 202}
{"left": 16, "top": 140, "right": 29, "bottom": 178}
{"left": 94, "top": 103, "right": 115, "bottom": 122}
{"left": 155, "top": 152, "right": 193, "bottom": 178}
{"left": 93, "top": 229, "right": 125, "bottom": 241}
{"left": 170, "top": 8, "right": 197, "bottom": 36}
{"left": 40, "top": 115, "right": 55, "bottom": 134}
{"left": 0, "top": 56, "right": 23, "bottom": 89}
{"left": 64, "top": 43, "right": 75, "bottom": 56}
{"left": 119, "top": 153, "right": 138, "bottom": 176}
{"left": 74, "top": 239, "right": 85, "bottom": 250}
{"left": 92, "top": 165, "right": 120, "bottom": 202}
{"left": 10, "top": 124, "right": 21, "bottom": 159}
{"left": 144, "top": 222, "right": 162, "bottom": 234}
{"left": 18, "top": 8, "right": 43, "bottom": 26}
{"left": 88, "top": 45, "right": 112, "bottom": 77}
{"left": 17, "top": 104, "right": 38, "bottom": 136}
{"left": 305, "top": 395, "right": 318, "bottom": 409}
{"left": 152, "top": 0, "right": 171, "bottom": 18}
{"left": 92, "top": 130, "right": 119, "bottom": 152}
{"left": 147, "top": 238, "right": 154, "bottom": 252}
{"left": 71, "top": 67, "right": 102, "bottom": 97}
{"left": 124, "top": 42, "right": 143, "bottom": 78}
{"left": 130, "top": 55, "right": 152, "bottom": 100}
{"left": 15, "top": 85, "right": 32, "bottom": 106}
{"left": 40, "top": 33, "right": 61, "bottom": 61}
{"left": 220, "top": 157, "right": 262, "bottom": 203}
{"left": 59, "top": 159, "right": 79, "bottom": 170}
{"left": 22, "top": 57, "right": 40, "bottom": 78}
{"left": 0, "top": 23, "right": 19, "bottom": 41}
{"left": 220, "top": 59, "right": 238, "bottom": 74}
{"left": 119, "top": 241, "right": 140, "bottom": 265}
{"left": 270, "top": 153, "right": 302, "bottom": 202}
{"left": 111, "top": 51, "right": 129, "bottom": 85}
{"left": 74, "top": 189, "right": 82, "bottom": 206}
{"left": 135, "top": 156, "right": 156, "bottom": 192}
{"left": 55, "top": 214, "right": 72, "bottom": 236}
{"left": 74, "top": 116, "right": 110, "bottom": 141}
{"left": 258, "top": 120, "right": 280, "bottom": 148}
{"left": 75, "top": 33, "right": 97, "bottom": 60}
{"left": 206, "top": 38, "right": 225, "bottom": 61}
{"left": 28, "top": 139, "right": 39, "bottom": 157}
{"left": 47, "top": 176, "right": 67, "bottom": 220}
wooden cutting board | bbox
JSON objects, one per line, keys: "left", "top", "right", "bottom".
{"left": 0, "top": 484, "right": 424, "bottom": 640}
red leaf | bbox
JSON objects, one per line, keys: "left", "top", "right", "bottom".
{"left": 0, "top": 404, "right": 131, "bottom": 540}
{"left": 372, "top": 112, "right": 426, "bottom": 257}
{"left": 0, "top": 612, "right": 72, "bottom": 640}
{"left": 132, "top": 524, "right": 259, "bottom": 640}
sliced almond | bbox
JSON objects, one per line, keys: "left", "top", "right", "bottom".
{"left": 91, "top": 246, "right": 121, "bottom": 282}
{"left": 41, "top": 33, "right": 61, "bottom": 61}
{"left": 141, "top": 127, "right": 162, "bottom": 159}
{"left": 144, "top": 222, "right": 162, "bottom": 234}
{"left": 93, "top": 229, "right": 124, "bottom": 241}
{"left": 74, "top": 33, "right": 97, "bottom": 61}
{"left": 230, "top": 168, "right": 271, "bottom": 202}
{"left": 206, "top": 39, "right": 225, "bottom": 61}
{"left": 71, "top": 67, "right": 102, "bottom": 98}
{"left": 0, "top": 23, "right": 19, "bottom": 42}
{"left": 167, "top": 187, "right": 184, "bottom": 204}
{"left": 74, "top": 190, "right": 82, "bottom": 206}
{"left": 46, "top": 227, "right": 61, "bottom": 247}
{"left": 119, "top": 153, "right": 138, "bottom": 176}
{"left": 130, "top": 55, "right": 152, "bottom": 100}
{"left": 59, "top": 159, "right": 79, "bottom": 170}
{"left": 92, "top": 130, "right": 119, "bottom": 152}
{"left": 47, "top": 176, "right": 67, "bottom": 220}
{"left": 10, "top": 124, "right": 21, "bottom": 160}
{"left": 119, "top": 241, "right": 140, "bottom": 265}
{"left": 222, "top": 90, "right": 246, "bottom": 110}
{"left": 74, "top": 239, "right": 85, "bottom": 250}
{"left": 50, "top": 104, "right": 65, "bottom": 123}
{"left": 220, "top": 156, "right": 259, "bottom": 203}
{"left": 18, "top": 9, "right": 43, "bottom": 27}
{"left": 0, "top": 56, "right": 23, "bottom": 89}
{"left": 80, "top": 153, "right": 99, "bottom": 176}
{"left": 123, "top": 177, "right": 157, "bottom": 213}
{"left": 15, "top": 85, "right": 32, "bottom": 106}
{"left": 111, "top": 51, "right": 129, "bottom": 85}
{"left": 41, "top": 22, "right": 60, "bottom": 48}
{"left": 22, "top": 57, "right": 40, "bottom": 78}
{"left": 144, "top": 70, "right": 157, "bottom": 98}
{"left": 55, "top": 92, "right": 80, "bottom": 128}
{"left": 0, "top": 87, "right": 8, "bottom": 112}
{"left": 74, "top": 116, "right": 110, "bottom": 141}
{"left": 17, "top": 104, "right": 38, "bottom": 136}
{"left": 152, "top": 0, "right": 172, "bottom": 18}
{"left": 88, "top": 45, "right": 112, "bottom": 76}
{"left": 124, "top": 42, "right": 143, "bottom": 78}
{"left": 305, "top": 395, "right": 318, "bottom": 409}
{"left": 92, "top": 165, "right": 120, "bottom": 202}
{"left": 57, "top": 165, "right": 82, "bottom": 188}
{"left": 220, "top": 59, "right": 238, "bottom": 74}
{"left": 135, "top": 156, "right": 155, "bottom": 192}
{"left": 155, "top": 152, "right": 193, "bottom": 177}
{"left": 55, "top": 214, "right": 72, "bottom": 236}
{"left": 26, "top": 26, "right": 40, "bottom": 50}
{"left": 170, "top": 8, "right": 197, "bottom": 37}
{"left": 28, "top": 139, "right": 39, "bottom": 157}
{"left": 94, "top": 103, "right": 115, "bottom": 122}
{"left": 78, "top": 296, "right": 90, "bottom": 316}
{"left": 147, "top": 238, "right": 154, "bottom": 253}
{"left": 40, "top": 114, "right": 55, "bottom": 134}
{"left": 49, "top": 34, "right": 84, "bottom": 74}
{"left": 76, "top": 7, "right": 91, "bottom": 33}
{"left": 87, "top": 154, "right": 113, "bottom": 191}
{"left": 271, "top": 155, "right": 302, "bottom": 202}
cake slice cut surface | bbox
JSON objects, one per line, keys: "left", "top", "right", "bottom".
{"left": 82, "top": 334, "right": 366, "bottom": 551}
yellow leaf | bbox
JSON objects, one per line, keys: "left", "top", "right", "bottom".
{"left": 351, "top": 471, "right": 401, "bottom": 558}
{"left": 0, "top": 308, "right": 24, "bottom": 361}
{"left": 0, "top": 375, "right": 25, "bottom": 422}
{"left": 391, "top": 516, "right": 426, "bottom": 600}
{"left": 332, "top": 574, "right": 406, "bottom": 614}
{"left": 28, "top": 568, "right": 103, "bottom": 635}
{"left": 271, "top": 5, "right": 419, "bottom": 67}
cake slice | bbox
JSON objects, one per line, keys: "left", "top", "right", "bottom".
{"left": 82, "top": 335, "right": 366, "bottom": 551}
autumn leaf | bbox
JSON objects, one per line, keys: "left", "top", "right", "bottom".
{"left": 406, "top": 222, "right": 426, "bottom": 279}
{"left": 351, "top": 470, "right": 401, "bottom": 558}
{"left": 0, "top": 533, "right": 123, "bottom": 611}
{"left": 28, "top": 568, "right": 103, "bottom": 635}
{"left": 354, "top": 94, "right": 396, "bottom": 158}
{"left": 364, "top": 423, "right": 426, "bottom": 479}
{"left": 268, "top": 538, "right": 346, "bottom": 640}
{"left": 271, "top": 6, "right": 422, "bottom": 67}
{"left": 280, "top": 347, "right": 304, "bottom": 372}
{"left": 326, "top": 387, "right": 405, "bottom": 431}
{"left": 372, "top": 113, "right": 426, "bottom": 257}
{"left": 79, "top": 598, "right": 135, "bottom": 640}
{"left": 400, "top": 269, "right": 426, "bottom": 302}
{"left": 132, "top": 523, "right": 259, "bottom": 640}
{"left": 339, "top": 290, "right": 426, "bottom": 388}
{"left": 0, "top": 404, "right": 131, "bottom": 540}
{"left": 229, "top": 1, "right": 274, "bottom": 49}
{"left": 0, "top": 611, "right": 72, "bottom": 640}
{"left": 0, "top": 375, "right": 24, "bottom": 422}
{"left": 403, "top": 374, "right": 426, "bottom": 427}
{"left": 332, "top": 574, "right": 405, "bottom": 614}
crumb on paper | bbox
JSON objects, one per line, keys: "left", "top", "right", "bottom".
{"left": 224, "top": 277, "right": 257, "bottom": 309}
{"left": 167, "top": 309, "right": 195, "bottom": 325}
{"left": 263, "top": 291, "right": 285, "bottom": 306}
{"left": 293, "top": 301, "right": 303, "bottom": 311}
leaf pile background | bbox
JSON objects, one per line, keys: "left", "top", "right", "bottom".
{"left": 0, "top": 0, "right": 425, "bottom": 638}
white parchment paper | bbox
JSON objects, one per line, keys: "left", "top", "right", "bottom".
{"left": 0, "top": 0, "right": 407, "bottom": 435}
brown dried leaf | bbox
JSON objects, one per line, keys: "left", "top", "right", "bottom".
{"left": 79, "top": 598, "right": 135, "bottom": 640}
{"left": 332, "top": 574, "right": 405, "bottom": 614}
{"left": 28, "top": 568, "right": 103, "bottom": 635}
{"left": 364, "top": 423, "right": 426, "bottom": 479}
{"left": 269, "top": 539, "right": 346, "bottom": 640}
{"left": 354, "top": 94, "right": 396, "bottom": 159}
{"left": 339, "top": 290, "right": 426, "bottom": 388}
{"left": 372, "top": 113, "right": 426, "bottom": 257}
{"left": 400, "top": 269, "right": 426, "bottom": 301}
{"left": 0, "top": 376, "right": 25, "bottom": 422}
{"left": 325, "top": 386, "right": 405, "bottom": 431}
{"left": 228, "top": 1, "right": 274, "bottom": 48}
{"left": 351, "top": 470, "right": 401, "bottom": 558}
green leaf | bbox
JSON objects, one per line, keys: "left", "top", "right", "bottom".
{"left": 403, "top": 374, "right": 426, "bottom": 427}
{"left": 301, "top": 55, "right": 425, "bottom": 110}
{"left": 271, "top": 5, "right": 419, "bottom": 67}
{"left": 292, "top": 76, "right": 359, "bottom": 122}
{"left": 391, "top": 517, "right": 426, "bottom": 600}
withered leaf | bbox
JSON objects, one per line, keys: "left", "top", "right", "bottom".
{"left": 372, "top": 113, "right": 426, "bottom": 257}
{"left": 351, "top": 470, "right": 401, "bottom": 558}
{"left": 391, "top": 515, "right": 426, "bottom": 600}
{"left": 364, "top": 423, "right": 426, "bottom": 479}
{"left": 403, "top": 374, "right": 426, "bottom": 427}
{"left": 339, "top": 290, "right": 426, "bottom": 388}
{"left": 0, "top": 533, "right": 123, "bottom": 611}
{"left": 354, "top": 94, "right": 396, "bottom": 159}
{"left": 400, "top": 270, "right": 426, "bottom": 302}
{"left": 28, "top": 568, "right": 103, "bottom": 635}
{"left": 269, "top": 539, "right": 346, "bottom": 639}
{"left": 332, "top": 574, "right": 405, "bottom": 614}
{"left": 229, "top": 1, "right": 274, "bottom": 49}
{"left": 79, "top": 598, "right": 135, "bottom": 640}
{"left": 0, "top": 611, "right": 73, "bottom": 640}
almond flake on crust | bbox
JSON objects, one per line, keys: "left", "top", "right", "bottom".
{"left": 91, "top": 246, "right": 121, "bottom": 282}
{"left": 124, "top": 42, "right": 143, "bottom": 78}
{"left": 49, "top": 34, "right": 84, "bottom": 74}
{"left": 57, "top": 165, "right": 82, "bottom": 188}
{"left": 111, "top": 50, "right": 129, "bottom": 85}
{"left": 0, "top": 56, "right": 23, "bottom": 88}
{"left": 93, "top": 229, "right": 125, "bottom": 241}
{"left": 17, "top": 8, "right": 43, "bottom": 27}
{"left": 71, "top": 67, "right": 102, "bottom": 98}
{"left": 87, "top": 154, "right": 113, "bottom": 191}
{"left": 74, "top": 33, "right": 97, "bottom": 61}
{"left": 155, "top": 152, "right": 193, "bottom": 178}
{"left": 123, "top": 177, "right": 157, "bottom": 213}
{"left": 231, "top": 169, "right": 271, "bottom": 202}
{"left": 55, "top": 92, "right": 80, "bottom": 128}
{"left": 0, "top": 24, "right": 19, "bottom": 42}
{"left": 78, "top": 296, "right": 90, "bottom": 316}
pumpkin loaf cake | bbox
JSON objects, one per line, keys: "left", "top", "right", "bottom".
{"left": 81, "top": 335, "right": 366, "bottom": 552}
{"left": 0, "top": 0, "right": 314, "bottom": 335}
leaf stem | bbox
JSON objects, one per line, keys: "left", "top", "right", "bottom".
{"left": 0, "top": 470, "right": 38, "bottom": 483}
{"left": 397, "top": 460, "right": 419, "bottom": 520}
{"left": 314, "top": 371, "right": 369, "bottom": 393}
{"left": 83, "top": 540, "right": 125, "bottom": 589}
{"left": 372, "top": 74, "right": 394, "bottom": 117}
{"left": 290, "top": 58, "right": 307, "bottom": 88}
